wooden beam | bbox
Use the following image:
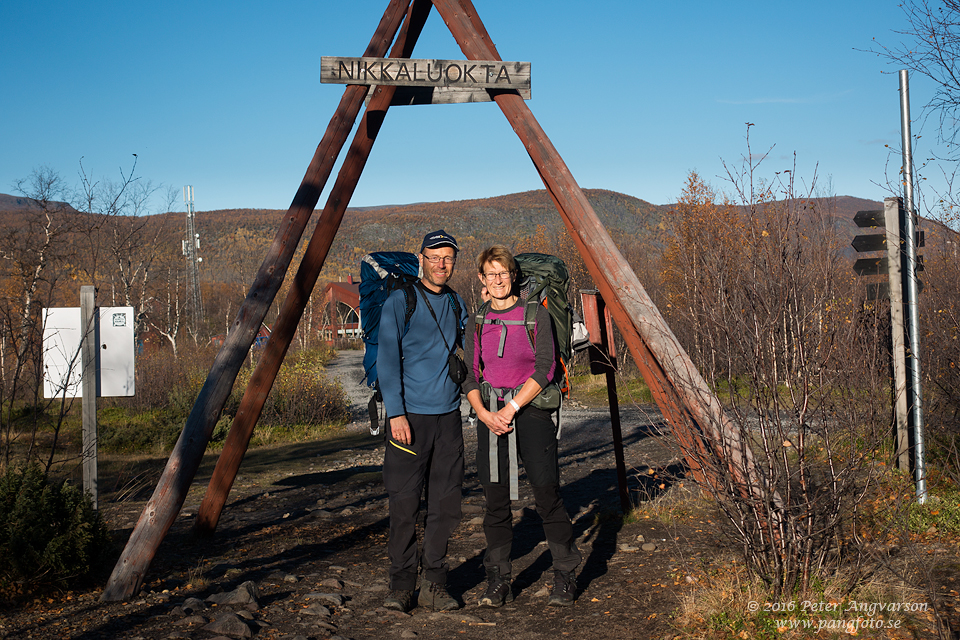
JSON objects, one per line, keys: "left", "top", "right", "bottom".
{"left": 380, "top": 85, "right": 530, "bottom": 105}
{"left": 99, "top": 0, "right": 414, "bottom": 602}
{"left": 195, "top": 0, "right": 434, "bottom": 536}
{"left": 431, "top": 0, "right": 764, "bottom": 498}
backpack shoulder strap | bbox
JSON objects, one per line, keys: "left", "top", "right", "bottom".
{"left": 400, "top": 283, "right": 417, "bottom": 333}
{"left": 474, "top": 300, "right": 491, "bottom": 339}
{"left": 446, "top": 290, "right": 464, "bottom": 345}
{"left": 522, "top": 293, "right": 541, "bottom": 352}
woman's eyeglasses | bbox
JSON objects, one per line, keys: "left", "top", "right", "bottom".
{"left": 482, "top": 271, "right": 512, "bottom": 282}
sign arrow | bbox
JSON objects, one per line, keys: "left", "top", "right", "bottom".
{"left": 852, "top": 234, "right": 886, "bottom": 252}
{"left": 853, "top": 257, "right": 888, "bottom": 276}
{"left": 854, "top": 210, "right": 884, "bottom": 228}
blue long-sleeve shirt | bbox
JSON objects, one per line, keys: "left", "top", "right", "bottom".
{"left": 377, "top": 283, "right": 467, "bottom": 418}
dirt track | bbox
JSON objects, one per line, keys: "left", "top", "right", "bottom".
{"left": 0, "top": 349, "right": 714, "bottom": 640}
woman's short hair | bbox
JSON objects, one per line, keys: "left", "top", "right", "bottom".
{"left": 476, "top": 245, "right": 517, "bottom": 275}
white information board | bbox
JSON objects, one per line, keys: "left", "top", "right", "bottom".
{"left": 42, "top": 306, "right": 136, "bottom": 398}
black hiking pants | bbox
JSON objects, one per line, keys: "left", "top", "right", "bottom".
{"left": 476, "top": 403, "right": 581, "bottom": 577}
{"left": 383, "top": 410, "right": 464, "bottom": 590}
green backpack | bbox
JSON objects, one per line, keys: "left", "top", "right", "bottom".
{"left": 474, "top": 252, "right": 574, "bottom": 409}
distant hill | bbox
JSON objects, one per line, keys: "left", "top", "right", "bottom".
{"left": 4, "top": 188, "right": 935, "bottom": 288}
{"left": 151, "top": 189, "right": 673, "bottom": 284}
{"left": 0, "top": 192, "right": 76, "bottom": 212}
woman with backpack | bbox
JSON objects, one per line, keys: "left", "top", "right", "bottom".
{"left": 462, "top": 245, "right": 581, "bottom": 608}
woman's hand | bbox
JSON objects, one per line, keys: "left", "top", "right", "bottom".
{"left": 480, "top": 406, "right": 513, "bottom": 436}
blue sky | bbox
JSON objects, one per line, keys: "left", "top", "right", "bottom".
{"left": 0, "top": 1, "right": 941, "bottom": 213}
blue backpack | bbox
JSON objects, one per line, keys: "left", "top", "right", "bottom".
{"left": 359, "top": 251, "right": 420, "bottom": 389}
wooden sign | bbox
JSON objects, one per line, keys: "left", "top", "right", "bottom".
{"left": 321, "top": 56, "right": 531, "bottom": 103}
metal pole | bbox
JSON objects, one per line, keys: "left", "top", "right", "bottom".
{"left": 899, "top": 69, "right": 926, "bottom": 503}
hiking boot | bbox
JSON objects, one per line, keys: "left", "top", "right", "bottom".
{"left": 478, "top": 569, "right": 513, "bottom": 608}
{"left": 383, "top": 589, "right": 415, "bottom": 612}
{"left": 547, "top": 570, "right": 576, "bottom": 607}
{"left": 418, "top": 579, "right": 459, "bottom": 611}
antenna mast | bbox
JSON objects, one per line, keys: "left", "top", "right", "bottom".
{"left": 183, "top": 186, "right": 203, "bottom": 334}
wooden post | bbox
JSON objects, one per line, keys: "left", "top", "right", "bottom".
{"left": 582, "top": 290, "right": 629, "bottom": 513}
{"left": 80, "top": 285, "right": 98, "bottom": 510}
{"left": 100, "top": 0, "right": 414, "bottom": 601}
{"left": 432, "top": 0, "right": 765, "bottom": 504}
{"left": 883, "top": 197, "right": 910, "bottom": 471}
{"left": 195, "top": 0, "right": 433, "bottom": 535}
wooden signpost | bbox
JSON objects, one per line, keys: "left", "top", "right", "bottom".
{"left": 581, "top": 289, "right": 629, "bottom": 513}
{"left": 851, "top": 197, "right": 923, "bottom": 472}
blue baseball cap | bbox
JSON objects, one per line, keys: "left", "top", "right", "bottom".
{"left": 420, "top": 229, "right": 459, "bottom": 253}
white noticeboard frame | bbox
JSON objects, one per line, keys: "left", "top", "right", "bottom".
{"left": 42, "top": 306, "right": 136, "bottom": 398}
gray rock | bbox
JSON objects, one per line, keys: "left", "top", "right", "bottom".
{"left": 300, "top": 603, "right": 332, "bottom": 617}
{"left": 265, "top": 570, "right": 298, "bottom": 584}
{"left": 203, "top": 613, "right": 253, "bottom": 638}
{"left": 181, "top": 597, "right": 206, "bottom": 614}
{"left": 172, "top": 614, "right": 208, "bottom": 626}
{"left": 306, "top": 592, "right": 344, "bottom": 606}
{"left": 641, "top": 542, "right": 658, "bottom": 552}
{"left": 319, "top": 578, "right": 343, "bottom": 589}
{"left": 206, "top": 581, "right": 259, "bottom": 606}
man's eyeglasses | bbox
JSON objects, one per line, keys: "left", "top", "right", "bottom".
{"left": 422, "top": 255, "right": 456, "bottom": 265}
{"left": 482, "top": 271, "right": 512, "bottom": 282}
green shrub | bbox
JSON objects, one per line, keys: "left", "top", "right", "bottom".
{"left": 0, "top": 465, "right": 112, "bottom": 592}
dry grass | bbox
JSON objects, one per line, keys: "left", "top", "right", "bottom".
{"left": 672, "top": 555, "right": 939, "bottom": 639}
{"left": 628, "top": 481, "right": 949, "bottom": 638}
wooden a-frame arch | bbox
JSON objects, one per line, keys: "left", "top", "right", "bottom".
{"left": 102, "top": 0, "right": 771, "bottom": 602}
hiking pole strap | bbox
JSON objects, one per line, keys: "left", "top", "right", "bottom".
{"left": 555, "top": 397, "right": 563, "bottom": 440}
{"left": 485, "top": 385, "right": 519, "bottom": 501}
{"left": 369, "top": 395, "right": 381, "bottom": 436}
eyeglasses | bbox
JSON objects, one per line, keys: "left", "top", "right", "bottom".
{"left": 422, "top": 255, "right": 456, "bottom": 265}
{"left": 482, "top": 271, "right": 512, "bottom": 282}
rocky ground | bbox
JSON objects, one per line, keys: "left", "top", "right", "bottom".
{"left": 0, "top": 351, "right": 754, "bottom": 639}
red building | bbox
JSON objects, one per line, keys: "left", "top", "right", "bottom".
{"left": 320, "top": 276, "right": 360, "bottom": 343}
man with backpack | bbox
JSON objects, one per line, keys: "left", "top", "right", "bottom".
{"left": 377, "top": 230, "right": 468, "bottom": 613}
{"left": 462, "top": 245, "right": 581, "bottom": 608}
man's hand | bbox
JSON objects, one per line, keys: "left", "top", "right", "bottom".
{"left": 389, "top": 415, "right": 413, "bottom": 445}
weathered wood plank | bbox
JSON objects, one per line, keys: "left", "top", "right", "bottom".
{"left": 321, "top": 56, "right": 530, "bottom": 92}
